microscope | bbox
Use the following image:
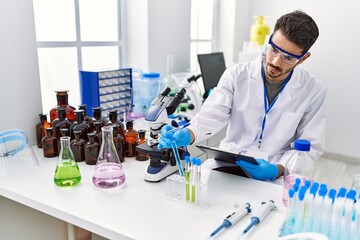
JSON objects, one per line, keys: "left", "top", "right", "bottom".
{"left": 136, "top": 87, "right": 189, "bottom": 182}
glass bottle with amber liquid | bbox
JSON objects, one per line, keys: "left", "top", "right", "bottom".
{"left": 70, "top": 130, "right": 85, "bottom": 162}
{"left": 78, "top": 104, "right": 94, "bottom": 131}
{"left": 112, "top": 124, "right": 125, "bottom": 162}
{"left": 42, "top": 127, "right": 58, "bottom": 157}
{"left": 52, "top": 108, "right": 71, "bottom": 139}
{"left": 92, "top": 107, "right": 108, "bottom": 127}
{"left": 135, "top": 129, "right": 149, "bottom": 161}
{"left": 124, "top": 120, "right": 138, "bottom": 157}
{"left": 49, "top": 90, "right": 76, "bottom": 122}
{"left": 107, "top": 110, "right": 125, "bottom": 136}
{"left": 93, "top": 121, "right": 102, "bottom": 146}
{"left": 85, "top": 132, "right": 99, "bottom": 165}
{"left": 36, "top": 113, "right": 51, "bottom": 148}
{"left": 70, "top": 110, "right": 90, "bottom": 141}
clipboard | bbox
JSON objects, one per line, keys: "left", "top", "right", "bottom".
{"left": 196, "top": 145, "right": 258, "bottom": 165}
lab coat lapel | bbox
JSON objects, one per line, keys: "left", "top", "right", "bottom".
{"left": 250, "top": 56, "right": 264, "bottom": 102}
{"left": 271, "top": 69, "right": 302, "bottom": 111}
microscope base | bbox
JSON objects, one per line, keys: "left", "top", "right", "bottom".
{"left": 144, "top": 161, "right": 182, "bottom": 182}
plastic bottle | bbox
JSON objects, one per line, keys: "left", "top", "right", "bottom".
{"left": 92, "top": 125, "right": 126, "bottom": 188}
{"left": 250, "top": 15, "right": 270, "bottom": 46}
{"left": 140, "top": 72, "right": 161, "bottom": 112}
{"left": 282, "top": 139, "right": 315, "bottom": 206}
{"left": 54, "top": 136, "right": 81, "bottom": 187}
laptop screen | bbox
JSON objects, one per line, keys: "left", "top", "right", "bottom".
{"left": 197, "top": 52, "right": 226, "bottom": 98}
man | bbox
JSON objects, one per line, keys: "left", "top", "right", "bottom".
{"left": 158, "top": 10, "right": 326, "bottom": 181}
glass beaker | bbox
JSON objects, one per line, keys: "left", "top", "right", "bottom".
{"left": 54, "top": 136, "right": 81, "bottom": 187}
{"left": 92, "top": 125, "right": 126, "bottom": 188}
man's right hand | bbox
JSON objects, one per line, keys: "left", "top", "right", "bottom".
{"left": 157, "top": 125, "right": 192, "bottom": 150}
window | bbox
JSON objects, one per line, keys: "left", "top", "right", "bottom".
{"left": 190, "top": 0, "right": 217, "bottom": 72}
{"left": 33, "top": 0, "right": 123, "bottom": 115}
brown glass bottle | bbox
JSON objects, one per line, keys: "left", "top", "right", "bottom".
{"left": 78, "top": 104, "right": 94, "bottom": 131}
{"left": 92, "top": 107, "right": 108, "bottom": 127}
{"left": 84, "top": 132, "right": 99, "bottom": 165}
{"left": 36, "top": 113, "right": 51, "bottom": 148}
{"left": 49, "top": 90, "right": 76, "bottom": 122}
{"left": 42, "top": 127, "right": 58, "bottom": 157}
{"left": 112, "top": 124, "right": 125, "bottom": 162}
{"left": 70, "top": 110, "right": 90, "bottom": 141}
{"left": 107, "top": 110, "right": 125, "bottom": 136}
{"left": 135, "top": 129, "right": 150, "bottom": 161}
{"left": 124, "top": 120, "right": 138, "bottom": 157}
{"left": 93, "top": 121, "right": 102, "bottom": 146}
{"left": 52, "top": 108, "right": 71, "bottom": 139}
{"left": 57, "top": 128, "right": 69, "bottom": 154}
{"left": 70, "top": 130, "right": 85, "bottom": 162}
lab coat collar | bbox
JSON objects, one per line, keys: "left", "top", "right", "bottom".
{"left": 250, "top": 54, "right": 303, "bottom": 110}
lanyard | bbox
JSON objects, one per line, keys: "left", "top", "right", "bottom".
{"left": 258, "top": 65, "right": 293, "bottom": 148}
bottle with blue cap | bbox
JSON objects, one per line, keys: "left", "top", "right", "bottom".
{"left": 282, "top": 139, "right": 315, "bottom": 206}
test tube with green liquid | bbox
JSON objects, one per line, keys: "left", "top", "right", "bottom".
{"left": 191, "top": 158, "right": 197, "bottom": 202}
{"left": 184, "top": 156, "right": 191, "bottom": 201}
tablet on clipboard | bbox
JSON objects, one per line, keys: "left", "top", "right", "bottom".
{"left": 196, "top": 145, "right": 258, "bottom": 165}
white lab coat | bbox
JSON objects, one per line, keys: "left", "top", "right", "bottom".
{"left": 188, "top": 55, "right": 327, "bottom": 167}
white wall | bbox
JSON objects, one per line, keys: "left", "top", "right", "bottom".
{"left": 125, "top": 0, "right": 191, "bottom": 78}
{"left": 232, "top": 0, "right": 360, "bottom": 159}
{"left": 0, "top": 0, "right": 42, "bottom": 144}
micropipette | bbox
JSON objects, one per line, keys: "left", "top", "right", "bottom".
{"left": 167, "top": 122, "right": 190, "bottom": 133}
{"left": 237, "top": 200, "right": 276, "bottom": 239}
{"left": 209, "top": 203, "right": 251, "bottom": 238}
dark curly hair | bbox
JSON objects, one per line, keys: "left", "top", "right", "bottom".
{"left": 274, "top": 10, "right": 319, "bottom": 54}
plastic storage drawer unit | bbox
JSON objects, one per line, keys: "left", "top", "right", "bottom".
{"left": 80, "top": 68, "right": 132, "bottom": 117}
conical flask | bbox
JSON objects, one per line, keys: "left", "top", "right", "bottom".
{"left": 54, "top": 136, "right": 81, "bottom": 187}
{"left": 92, "top": 125, "right": 126, "bottom": 188}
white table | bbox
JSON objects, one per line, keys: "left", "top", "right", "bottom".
{"left": 0, "top": 147, "right": 286, "bottom": 240}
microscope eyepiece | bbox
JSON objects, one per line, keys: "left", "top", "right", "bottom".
{"left": 175, "top": 88, "right": 186, "bottom": 99}
{"left": 160, "top": 87, "right": 171, "bottom": 96}
{"left": 166, "top": 88, "right": 186, "bottom": 115}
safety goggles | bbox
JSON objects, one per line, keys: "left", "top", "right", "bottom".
{"left": 267, "top": 35, "right": 307, "bottom": 65}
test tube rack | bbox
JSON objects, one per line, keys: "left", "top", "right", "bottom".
{"left": 165, "top": 174, "right": 208, "bottom": 209}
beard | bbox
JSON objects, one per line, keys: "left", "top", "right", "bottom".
{"left": 264, "top": 62, "right": 297, "bottom": 82}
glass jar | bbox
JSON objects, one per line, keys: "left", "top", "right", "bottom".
{"left": 49, "top": 90, "right": 76, "bottom": 122}
{"left": 124, "top": 120, "right": 138, "bottom": 157}
{"left": 135, "top": 129, "right": 149, "bottom": 161}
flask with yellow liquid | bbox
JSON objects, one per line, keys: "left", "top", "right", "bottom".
{"left": 250, "top": 15, "right": 270, "bottom": 46}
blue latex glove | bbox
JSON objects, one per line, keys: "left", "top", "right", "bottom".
{"left": 157, "top": 125, "right": 192, "bottom": 150}
{"left": 235, "top": 159, "right": 279, "bottom": 181}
